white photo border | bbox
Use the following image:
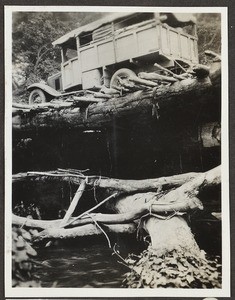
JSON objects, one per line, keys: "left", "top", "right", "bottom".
{"left": 4, "top": 5, "right": 230, "bottom": 298}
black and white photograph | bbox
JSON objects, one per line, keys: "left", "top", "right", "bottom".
{"left": 4, "top": 6, "right": 230, "bottom": 298}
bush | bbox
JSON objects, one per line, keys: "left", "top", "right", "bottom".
{"left": 12, "top": 226, "right": 40, "bottom": 287}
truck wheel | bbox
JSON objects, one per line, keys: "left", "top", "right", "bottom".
{"left": 29, "top": 89, "right": 47, "bottom": 105}
{"left": 110, "top": 68, "right": 136, "bottom": 88}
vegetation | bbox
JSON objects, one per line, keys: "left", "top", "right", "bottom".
{"left": 196, "top": 13, "right": 221, "bottom": 63}
{"left": 12, "top": 226, "right": 40, "bottom": 287}
{"left": 12, "top": 12, "right": 106, "bottom": 101}
{"left": 123, "top": 248, "right": 221, "bottom": 288}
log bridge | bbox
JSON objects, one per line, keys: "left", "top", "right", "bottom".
{"left": 12, "top": 56, "right": 221, "bottom": 133}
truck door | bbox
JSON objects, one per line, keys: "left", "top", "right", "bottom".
{"left": 61, "top": 44, "right": 82, "bottom": 90}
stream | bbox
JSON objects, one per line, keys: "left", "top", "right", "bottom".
{"left": 33, "top": 218, "right": 221, "bottom": 288}
{"left": 35, "top": 241, "right": 135, "bottom": 288}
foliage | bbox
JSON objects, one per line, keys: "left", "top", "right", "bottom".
{"left": 12, "top": 12, "right": 76, "bottom": 86}
{"left": 196, "top": 13, "right": 221, "bottom": 64}
{"left": 12, "top": 12, "right": 106, "bottom": 89}
{"left": 12, "top": 226, "right": 40, "bottom": 287}
{"left": 13, "top": 201, "right": 42, "bottom": 219}
{"left": 123, "top": 247, "right": 221, "bottom": 288}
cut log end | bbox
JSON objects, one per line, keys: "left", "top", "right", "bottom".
{"left": 145, "top": 216, "right": 201, "bottom": 256}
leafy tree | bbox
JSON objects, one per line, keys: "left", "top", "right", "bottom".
{"left": 196, "top": 13, "right": 221, "bottom": 64}
{"left": 13, "top": 12, "right": 76, "bottom": 86}
{"left": 12, "top": 11, "right": 106, "bottom": 88}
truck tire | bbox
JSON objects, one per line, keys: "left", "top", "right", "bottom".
{"left": 110, "top": 68, "right": 136, "bottom": 88}
{"left": 29, "top": 89, "right": 47, "bottom": 105}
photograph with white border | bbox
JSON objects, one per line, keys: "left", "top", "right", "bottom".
{"left": 5, "top": 5, "right": 230, "bottom": 298}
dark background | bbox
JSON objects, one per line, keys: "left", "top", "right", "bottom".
{"left": 1, "top": 0, "right": 235, "bottom": 299}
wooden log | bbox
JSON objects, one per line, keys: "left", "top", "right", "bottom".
{"left": 11, "top": 165, "right": 220, "bottom": 250}
{"left": 114, "top": 165, "right": 220, "bottom": 215}
{"left": 12, "top": 108, "right": 30, "bottom": 115}
{"left": 85, "top": 90, "right": 113, "bottom": 99}
{"left": 32, "top": 223, "right": 137, "bottom": 242}
{"left": 12, "top": 102, "right": 73, "bottom": 110}
{"left": 72, "top": 96, "right": 103, "bottom": 103}
{"left": 129, "top": 76, "right": 159, "bottom": 87}
{"left": 100, "top": 86, "right": 121, "bottom": 95}
{"left": 12, "top": 188, "right": 202, "bottom": 230}
{"left": 145, "top": 216, "right": 201, "bottom": 255}
{"left": 66, "top": 192, "right": 118, "bottom": 226}
{"left": 12, "top": 212, "right": 142, "bottom": 229}
{"left": 123, "top": 214, "right": 222, "bottom": 288}
{"left": 59, "top": 180, "right": 86, "bottom": 228}
{"left": 113, "top": 165, "right": 220, "bottom": 251}
{"left": 205, "top": 50, "right": 221, "bottom": 62}
{"left": 154, "top": 62, "right": 187, "bottom": 80}
{"left": 13, "top": 166, "right": 220, "bottom": 240}
{"left": 115, "top": 76, "right": 140, "bottom": 92}
{"left": 111, "top": 85, "right": 129, "bottom": 92}
{"left": 138, "top": 72, "right": 178, "bottom": 82}
{"left": 93, "top": 93, "right": 112, "bottom": 99}
{"left": 211, "top": 212, "right": 221, "bottom": 220}
{"left": 12, "top": 170, "right": 201, "bottom": 193}
{"left": 192, "top": 64, "right": 210, "bottom": 78}
{"left": 209, "top": 61, "right": 221, "bottom": 87}
{"left": 12, "top": 62, "right": 220, "bottom": 131}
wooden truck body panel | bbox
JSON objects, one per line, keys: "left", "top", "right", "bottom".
{"left": 29, "top": 12, "right": 198, "bottom": 98}
{"left": 55, "top": 13, "right": 198, "bottom": 91}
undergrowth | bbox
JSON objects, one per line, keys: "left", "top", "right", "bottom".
{"left": 12, "top": 226, "right": 40, "bottom": 287}
{"left": 123, "top": 247, "right": 221, "bottom": 288}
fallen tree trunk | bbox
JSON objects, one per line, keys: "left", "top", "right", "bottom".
{"left": 117, "top": 165, "right": 222, "bottom": 288}
{"left": 145, "top": 164, "right": 220, "bottom": 251}
{"left": 12, "top": 170, "right": 201, "bottom": 193}
{"left": 12, "top": 188, "right": 200, "bottom": 229}
{"left": 123, "top": 216, "right": 221, "bottom": 288}
{"left": 145, "top": 216, "right": 201, "bottom": 256}
{"left": 13, "top": 166, "right": 220, "bottom": 242}
{"left": 12, "top": 62, "right": 220, "bottom": 132}
{"left": 32, "top": 223, "right": 136, "bottom": 242}
{"left": 112, "top": 165, "right": 220, "bottom": 215}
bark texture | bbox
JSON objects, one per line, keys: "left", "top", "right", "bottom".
{"left": 12, "top": 63, "right": 220, "bottom": 132}
{"left": 13, "top": 166, "right": 221, "bottom": 244}
{"left": 12, "top": 170, "right": 201, "bottom": 192}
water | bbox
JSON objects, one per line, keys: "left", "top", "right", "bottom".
{"left": 33, "top": 221, "right": 221, "bottom": 288}
{"left": 32, "top": 226, "right": 221, "bottom": 289}
{"left": 35, "top": 243, "right": 130, "bottom": 288}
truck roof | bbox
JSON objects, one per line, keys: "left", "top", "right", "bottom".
{"left": 52, "top": 12, "right": 135, "bottom": 46}
{"left": 52, "top": 12, "right": 196, "bottom": 46}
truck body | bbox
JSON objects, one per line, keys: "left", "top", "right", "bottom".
{"left": 28, "top": 12, "right": 199, "bottom": 103}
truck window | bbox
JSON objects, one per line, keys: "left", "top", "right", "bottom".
{"left": 55, "top": 78, "right": 60, "bottom": 90}
{"left": 65, "top": 48, "right": 77, "bottom": 60}
{"left": 62, "top": 40, "right": 77, "bottom": 62}
{"left": 79, "top": 32, "right": 93, "bottom": 47}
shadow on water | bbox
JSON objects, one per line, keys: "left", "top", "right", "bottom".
{"left": 35, "top": 235, "right": 145, "bottom": 288}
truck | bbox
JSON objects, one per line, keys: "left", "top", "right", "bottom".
{"left": 27, "top": 12, "right": 198, "bottom": 104}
